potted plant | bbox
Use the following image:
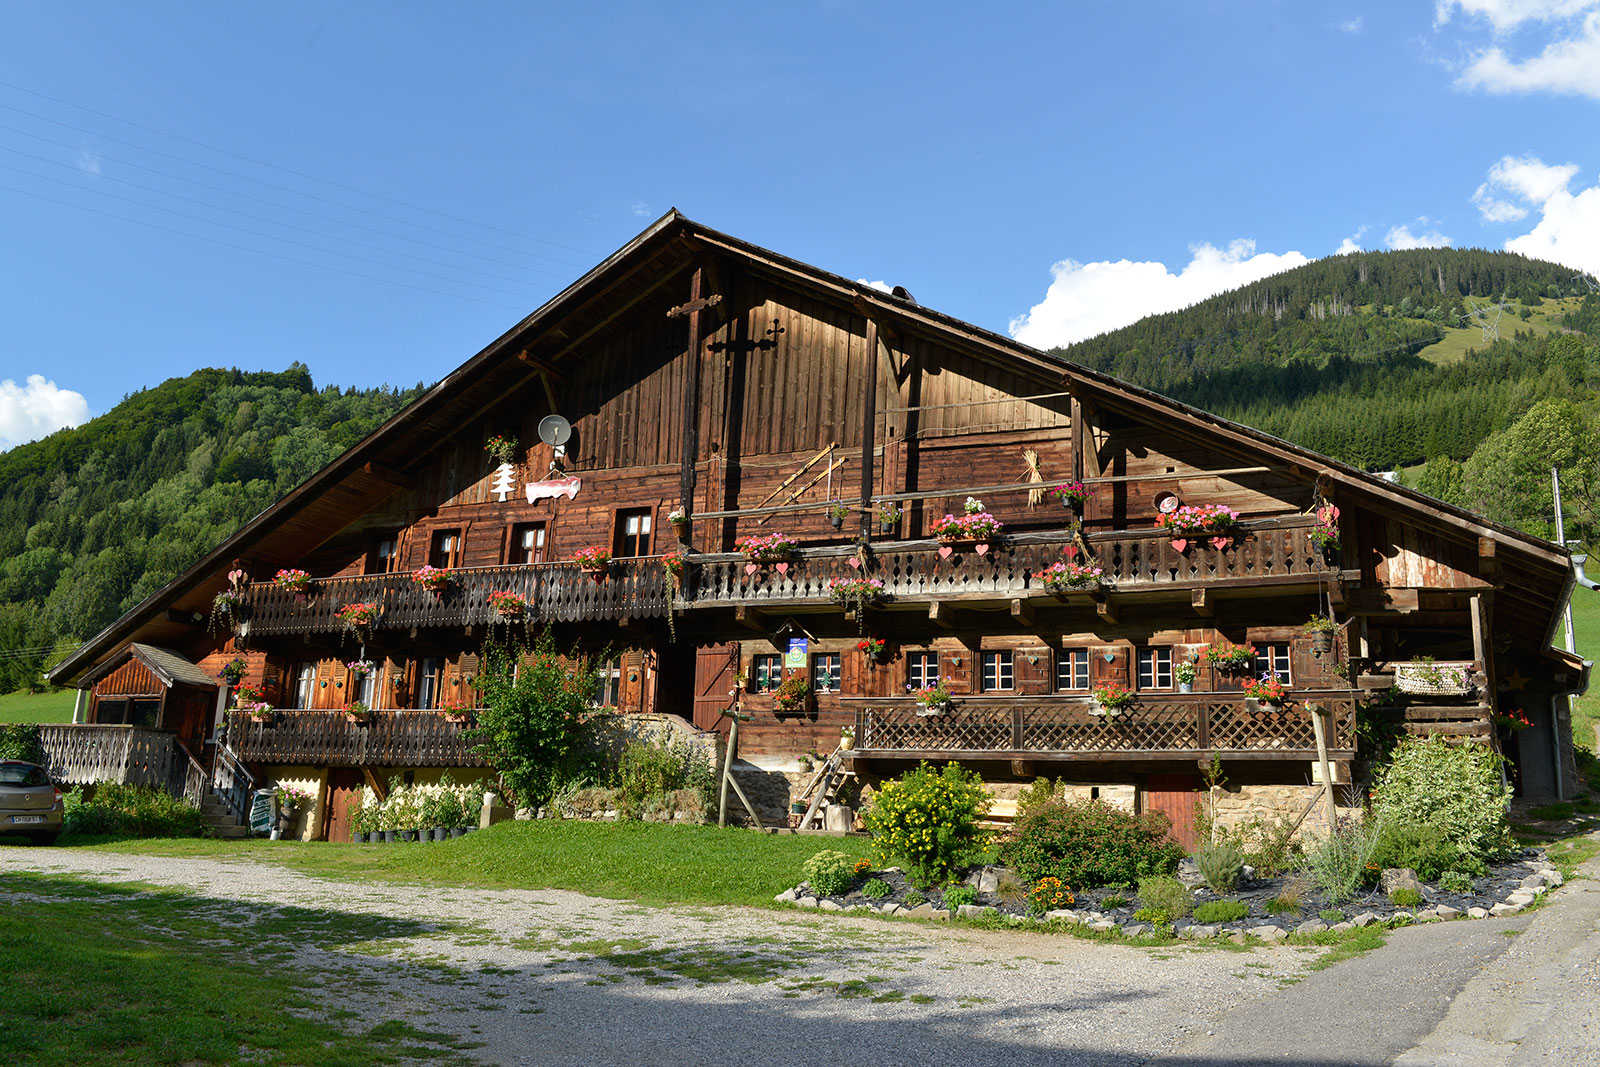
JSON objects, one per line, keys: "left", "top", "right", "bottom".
{"left": 774, "top": 675, "right": 811, "bottom": 714}
{"left": 377, "top": 801, "right": 397, "bottom": 843}
{"left": 336, "top": 601, "right": 380, "bottom": 630}
{"left": 572, "top": 545, "right": 612, "bottom": 578}
{"left": 219, "top": 656, "right": 248, "bottom": 686}
{"left": 839, "top": 724, "right": 856, "bottom": 751}
{"left": 876, "top": 502, "right": 903, "bottom": 533}
{"left": 1494, "top": 708, "right": 1533, "bottom": 731}
{"left": 210, "top": 589, "right": 245, "bottom": 633}
{"left": 344, "top": 700, "right": 372, "bottom": 725}
{"left": 412, "top": 564, "right": 453, "bottom": 595}
{"left": 827, "top": 500, "right": 851, "bottom": 529}
{"left": 1205, "top": 643, "right": 1257, "bottom": 676}
{"left": 1155, "top": 503, "right": 1240, "bottom": 552}
{"left": 829, "top": 576, "right": 887, "bottom": 614}
{"left": 1305, "top": 614, "right": 1338, "bottom": 655}
{"left": 273, "top": 568, "right": 313, "bottom": 596}
{"left": 857, "top": 636, "right": 887, "bottom": 663}
{"left": 930, "top": 497, "right": 1004, "bottom": 553}
{"left": 1053, "top": 480, "right": 1088, "bottom": 512}
{"left": 908, "top": 680, "right": 953, "bottom": 716}
{"left": 1309, "top": 502, "right": 1340, "bottom": 555}
{"left": 484, "top": 434, "right": 519, "bottom": 465}
{"left": 736, "top": 533, "right": 798, "bottom": 573}
{"left": 273, "top": 785, "right": 310, "bottom": 837}
{"left": 235, "top": 684, "right": 274, "bottom": 722}
{"left": 662, "top": 551, "right": 689, "bottom": 586}
{"left": 1038, "top": 558, "right": 1104, "bottom": 594}
{"left": 1175, "top": 656, "right": 1198, "bottom": 694}
{"left": 1091, "top": 682, "right": 1135, "bottom": 718}
{"left": 441, "top": 698, "right": 473, "bottom": 725}
{"left": 487, "top": 589, "right": 527, "bottom": 619}
{"left": 1242, "top": 673, "right": 1289, "bottom": 712}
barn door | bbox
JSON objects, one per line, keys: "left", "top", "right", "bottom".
{"left": 692, "top": 643, "right": 740, "bottom": 732}
{"left": 1143, "top": 773, "right": 1203, "bottom": 850}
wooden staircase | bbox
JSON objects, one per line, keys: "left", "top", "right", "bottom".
{"left": 199, "top": 790, "right": 250, "bottom": 838}
{"left": 794, "top": 746, "right": 854, "bottom": 831}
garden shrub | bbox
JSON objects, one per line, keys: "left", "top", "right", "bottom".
{"left": 1371, "top": 736, "right": 1511, "bottom": 863}
{"left": 1193, "top": 841, "right": 1244, "bottom": 894}
{"left": 995, "top": 871, "right": 1028, "bottom": 909}
{"left": 0, "top": 723, "right": 44, "bottom": 765}
{"left": 1100, "top": 893, "right": 1128, "bottom": 909}
{"left": 62, "top": 783, "right": 205, "bottom": 838}
{"left": 1389, "top": 887, "right": 1423, "bottom": 907}
{"left": 802, "top": 850, "right": 857, "bottom": 897}
{"left": 999, "top": 799, "right": 1182, "bottom": 889}
{"left": 903, "top": 890, "right": 927, "bottom": 908}
{"left": 861, "top": 877, "right": 892, "bottom": 901}
{"left": 942, "top": 885, "right": 978, "bottom": 908}
{"left": 1212, "top": 814, "right": 1300, "bottom": 877}
{"left": 614, "top": 738, "right": 715, "bottom": 821}
{"left": 1368, "top": 821, "right": 1470, "bottom": 882}
{"left": 1192, "top": 899, "right": 1248, "bottom": 924}
{"left": 1137, "top": 875, "right": 1192, "bottom": 922}
{"left": 1437, "top": 870, "right": 1475, "bottom": 893}
{"left": 1301, "top": 818, "right": 1381, "bottom": 904}
{"left": 862, "top": 762, "right": 991, "bottom": 885}
{"left": 1015, "top": 777, "right": 1061, "bottom": 821}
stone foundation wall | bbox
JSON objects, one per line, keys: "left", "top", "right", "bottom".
{"left": 1207, "top": 783, "right": 1362, "bottom": 841}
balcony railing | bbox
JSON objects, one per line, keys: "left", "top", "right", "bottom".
{"left": 39, "top": 724, "right": 184, "bottom": 787}
{"left": 850, "top": 691, "right": 1359, "bottom": 761}
{"left": 224, "top": 710, "right": 488, "bottom": 767}
{"left": 235, "top": 516, "right": 1340, "bottom": 635}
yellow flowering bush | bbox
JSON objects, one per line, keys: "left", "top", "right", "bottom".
{"left": 862, "top": 762, "right": 991, "bottom": 885}
{"left": 1027, "top": 876, "right": 1074, "bottom": 916}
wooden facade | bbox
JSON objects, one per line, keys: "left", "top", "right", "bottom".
{"left": 50, "top": 212, "right": 1584, "bottom": 824}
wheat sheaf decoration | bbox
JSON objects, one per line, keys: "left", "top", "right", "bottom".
{"left": 1023, "top": 448, "right": 1044, "bottom": 508}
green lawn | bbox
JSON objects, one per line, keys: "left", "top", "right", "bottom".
{"left": 81, "top": 819, "right": 874, "bottom": 908}
{"left": 0, "top": 689, "right": 75, "bottom": 724}
{"left": 1559, "top": 564, "right": 1600, "bottom": 755}
{"left": 1414, "top": 295, "right": 1584, "bottom": 366}
{"left": 0, "top": 872, "right": 479, "bottom": 1065}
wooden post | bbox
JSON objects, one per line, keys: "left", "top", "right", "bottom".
{"left": 677, "top": 266, "right": 706, "bottom": 520}
{"left": 717, "top": 712, "right": 735, "bottom": 827}
{"left": 859, "top": 317, "right": 879, "bottom": 542}
{"left": 1071, "top": 393, "right": 1085, "bottom": 483}
{"left": 1309, "top": 703, "right": 1338, "bottom": 833}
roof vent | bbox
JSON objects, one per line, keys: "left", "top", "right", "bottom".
{"left": 890, "top": 285, "right": 917, "bottom": 305}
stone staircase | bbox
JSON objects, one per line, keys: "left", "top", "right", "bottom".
{"left": 199, "top": 791, "right": 250, "bottom": 839}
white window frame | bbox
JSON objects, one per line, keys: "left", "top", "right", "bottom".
{"left": 752, "top": 654, "right": 782, "bottom": 693}
{"left": 981, "top": 650, "right": 1014, "bottom": 692}
{"left": 908, "top": 652, "right": 940, "bottom": 690}
{"left": 811, "top": 653, "right": 842, "bottom": 694}
{"left": 1055, "top": 649, "right": 1089, "bottom": 692}
{"left": 1137, "top": 647, "right": 1173, "bottom": 690}
{"left": 1261, "top": 642, "right": 1293, "bottom": 685}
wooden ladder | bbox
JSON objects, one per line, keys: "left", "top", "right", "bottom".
{"left": 795, "top": 746, "right": 853, "bottom": 831}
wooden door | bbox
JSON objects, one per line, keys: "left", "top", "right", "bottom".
{"left": 1143, "top": 773, "right": 1203, "bottom": 851}
{"left": 692, "top": 643, "right": 740, "bottom": 732}
{"left": 324, "top": 770, "right": 364, "bottom": 843}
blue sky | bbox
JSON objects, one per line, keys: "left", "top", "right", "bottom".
{"left": 2, "top": 1, "right": 1598, "bottom": 448}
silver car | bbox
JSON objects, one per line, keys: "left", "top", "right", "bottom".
{"left": 0, "top": 760, "right": 63, "bottom": 844}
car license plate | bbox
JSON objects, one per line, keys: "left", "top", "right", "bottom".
{"left": 10, "top": 815, "right": 45, "bottom": 825}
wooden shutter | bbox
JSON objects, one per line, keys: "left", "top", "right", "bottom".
{"left": 1090, "top": 647, "right": 1129, "bottom": 688}
{"left": 942, "top": 649, "right": 973, "bottom": 696}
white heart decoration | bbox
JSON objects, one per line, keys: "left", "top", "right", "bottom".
{"left": 938, "top": 545, "right": 954, "bottom": 559}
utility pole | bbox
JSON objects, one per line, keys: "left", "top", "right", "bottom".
{"left": 1554, "top": 467, "right": 1577, "bottom": 655}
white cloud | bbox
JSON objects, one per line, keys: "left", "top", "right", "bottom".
{"left": 856, "top": 278, "right": 893, "bottom": 293}
{"left": 629, "top": 200, "right": 650, "bottom": 217}
{"left": 1335, "top": 226, "right": 1368, "bottom": 254}
{"left": 75, "top": 149, "right": 101, "bottom": 176}
{"left": 1448, "top": 7, "right": 1600, "bottom": 99}
{"left": 1340, "top": 16, "right": 1365, "bottom": 33}
{"left": 1384, "top": 224, "right": 1455, "bottom": 249}
{"left": 1500, "top": 169, "right": 1600, "bottom": 277}
{"left": 1472, "top": 154, "right": 1580, "bottom": 221}
{"left": 1436, "top": 0, "right": 1598, "bottom": 32}
{"left": 1007, "top": 239, "right": 1312, "bottom": 349}
{"left": 0, "top": 375, "right": 91, "bottom": 451}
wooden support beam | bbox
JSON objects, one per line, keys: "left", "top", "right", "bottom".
{"left": 928, "top": 601, "right": 951, "bottom": 628}
{"left": 859, "top": 316, "right": 880, "bottom": 542}
{"left": 735, "top": 605, "right": 765, "bottom": 631}
{"left": 1191, "top": 588, "right": 1213, "bottom": 617}
{"left": 514, "top": 349, "right": 565, "bottom": 380}
{"left": 1071, "top": 394, "right": 1085, "bottom": 484}
{"left": 361, "top": 460, "right": 410, "bottom": 487}
{"left": 677, "top": 266, "right": 706, "bottom": 517}
{"left": 1478, "top": 536, "right": 1499, "bottom": 581}
{"left": 1095, "top": 594, "right": 1118, "bottom": 624}
{"left": 1010, "top": 598, "right": 1035, "bottom": 626}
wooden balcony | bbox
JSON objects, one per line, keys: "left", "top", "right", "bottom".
{"left": 235, "top": 516, "right": 1343, "bottom": 637}
{"left": 39, "top": 724, "right": 186, "bottom": 787}
{"left": 224, "top": 710, "right": 489, "bottom": 768}
{"left": 848, "top": 690, "right": 1359, "bottom": 763}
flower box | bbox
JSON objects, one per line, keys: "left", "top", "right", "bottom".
{"left": 487, "top": 590, "right": 527, "bottom": 618}
{"left": 1394, "top": 660, "right": 1475, "bottom": 697}
{"left": 441, "top": 701, "right": 474, "bottom": 725}
{"left": 1155, "top": 504, "right": 1240, "bottom": 551}
{"left": 1242, "top": 673, "right": 1289, "bottom": 710}
{"left": 274, "top": 568, "right": 313, "bottom": 594}
{"left": 412, "top": 565, "right": 453, "bottom": 594}
{"left": 930, "top": 497, "right": 1003, "bottom": 550}
{"left": 1038, "top": 559, "right": 1103, "bottom": 594}
{"left": 1091, "top": 682, "right": 1135, "bottom": 718}
{"left": 774, "top": 675, "right": 811, "bottom": 714}
{"left": 1206, "top": 643, "right": 1257, "bottom": 675}
{"left": 336, "top": 601, "right": 380, "bottom": 629}
{"left": 908, "top": 682, "right": 953, "bottom": 716}
{"left": 829, "top": 576, "right": 886, "bottom": 609}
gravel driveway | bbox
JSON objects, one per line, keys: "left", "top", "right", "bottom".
{"left": 1, "top": 845, "right": 1590, "bottom": 1065}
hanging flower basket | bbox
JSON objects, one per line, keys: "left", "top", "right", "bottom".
{"left": 1053, "top": 480, "right": 1088, "bottom": 510}
{"left": 1242, "top": 673, "right": 1289, "bottom": 711}
{"left": 346, "top": 659, "right": 374, "bottom": 677}
{"left": 908, "top": 682, "right": 953, "bottom": 716}
{"left": 274, "top": 568, "right": 313, "bottom": 595}
{"left": 857, "top": 636, "right": 887, "bottom": 662}
{"left": 774, "top": 675, "right": 811, "bottom": 714}
{"left": 484, "top": 434, "right": 519, "bottom": 465}
{"left": 336, "top": 601, "right": 381, "bottom": 630}
{"left": 662, "top": 552, "right": 689, "bottom": 584}
{"left": 441, "top": 699, "right": 474, "bottom": 725}
{"left": 668, "top": 506, "right": 691, "bottom": 537}
{"left": 829, "top": 576, "right": 887, "bottom": 609}
{"left": 1038, "top": 559, "right": 1104, "bottom": 594}
{"left": 1309, "top": 503, "right": 1340, "bottom": 554}
{"left": 1156, "top": 504, "right": 1240, "bottom": 552}
{"left": 1305, "top": 615, "right": 1338, "bottom": 654}
{"left": 412, "top": 565, "right": 453, "bottom": 594}
{"left": 737, "top": 533, "right": 798, "bottom": 575}
{"left": 219, "top": 656, "right": 248, "bottom": 686}
{"left": 1394, "top": 660, "right": 1475, "bottom": 697}
{"left": 931, "top": 498, "right": 1003, "bottom": 556}
{"left": 1091, "top": 682, "right": 1135, "bottom": 718}
{"left": 487, "top": 589, "right": 527, "bottom": 619}
{"left": 572, "top": 546, "right": 612, "bottom": 579}
{"left": 876, "top": 502, "right": 903, "bottom": 533}
{"left": 1206, "top": 643, "right": 1257, "bottom": 675}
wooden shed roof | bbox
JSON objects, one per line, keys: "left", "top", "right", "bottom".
{"left": 48, "top": 210, "right": 1575, "bottom": 684}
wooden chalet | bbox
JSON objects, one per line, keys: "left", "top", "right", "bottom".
{"left": 47, "top": 211, "right": 1585, "bottom": 842}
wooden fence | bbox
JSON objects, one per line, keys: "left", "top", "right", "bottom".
{"left": 851, "top": 691, "right": 1358, "bottom": 761}
{"left": 226, "top": 710, "right": 488, "bottom": 767}
{"left": 38, "top": 724, "right": 182, "bottom": 788}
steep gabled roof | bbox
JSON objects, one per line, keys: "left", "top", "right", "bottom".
{"left": 49, "top": 210, "right": 1574, "bottom": 683}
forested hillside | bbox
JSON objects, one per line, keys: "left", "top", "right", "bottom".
{"left": 1053, "top": 249, "right": 1599, "bottom": 471}
{"left": 0, "top": 365, "right": 420, "bottom": 693}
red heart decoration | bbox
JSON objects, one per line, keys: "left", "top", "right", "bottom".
{"left": 1063, "top": 544, "right": 1078, "bottom": 558}
{"left": 775, "top": 562, "right": 789, "bottom": 575}
{"left": 974, "top": 542, "right": 989, "bottom": 556}
{"left": 847, "top": 556, "right": 862, "bottom": 569}
{"left": 744, "top": 563, "right": 759, "bottom": 576}
{"left": 1170, "top": 538, "right": 1188, "bottom": 553}
{"left": 937, "top": 545, "right": 953, "bottom": 559}
{"left": 1211, "top": 536, "right": 1232, "bottom": 550}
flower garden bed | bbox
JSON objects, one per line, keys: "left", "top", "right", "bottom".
{"left": 777, "top": 849, "right": 1563, "bottom": 940}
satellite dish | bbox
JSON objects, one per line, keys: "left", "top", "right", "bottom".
{"left": 537, "top": 415, "right": 572, "bottom": 448}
